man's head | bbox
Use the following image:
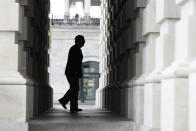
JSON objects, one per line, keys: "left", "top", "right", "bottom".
{"left": 75, "top": 35, "right": 85, "bottom": 48}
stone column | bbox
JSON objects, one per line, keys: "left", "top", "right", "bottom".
{"left": 154, "top": 0, "right": 181, "bottom": 131}
{"left": 160, "top": 0, "right": 191, "bottom": 131}
{"left": 142, "top": 0, "right": 160, "bottom": 130}
{"left": 96, "top": 0, "right": 108, "bottom": 108}
{"left": 182, "top": 0, "right": 196, "bottom": 131}
{"left": 64, "top": 0, "right": 70, "bottom": 15}
{"left": 84, "top": 0, "right": 91, "bottom": 17}
{"left": 0, "top": 1, "right": 29, "bottom": 130}
{"left": 129, "top": 0, "right": 146, "bottom": 127}
{"left": 64, "top": 0, "right": 70, "bottom": 20}
{"left": 133, "top": 44, "right": 147, "bottom": 130}
{"left": 0, "top": 0, "right": 52, "bottom": 130}
{"left": 132, "top": 45, "right": 146, "bottom": 130}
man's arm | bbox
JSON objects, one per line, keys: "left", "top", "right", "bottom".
{"left": 76, "top": 50, "right": 83, "bottom": 78}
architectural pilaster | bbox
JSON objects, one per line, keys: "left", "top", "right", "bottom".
{"left": 0, "top": 1, "right": 28, "bottom": 126}
{"left": 159, "top": 0, "right": 194, "bottom": 131}
{"left": 142, "top": 0, "right": 160, "bottom": 130}
{"left": 0, "top": 0, "right": 52, "bottom": 130}
{"left": 64, "top": 0, "right": 70, "bottom": 21}
{"left": 152, "top": 1, "right": 181, "bottom": 131}
{"left": 96, "top": 0, "right": 108, "bottom": 108}
{"left": 84, "top": 0, "right": 91, "bottom": 17}
{"left": 179, "top": 1, "right": 196, "bottom": 131}
{"left": 125, "top": 0, "right": 146, "bottom": 125}
{"left": 64, "top": 0, "right": 70, "bottom": 15}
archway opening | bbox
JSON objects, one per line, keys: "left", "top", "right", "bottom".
{"left": 49, "top": 0, "right": 101, "bottom": 108}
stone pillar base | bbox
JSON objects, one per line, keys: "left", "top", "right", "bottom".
{"left": 0, "top": 85, "right": 30, "bottom": 122}
{"left": 0, "top": 123, "right": 28, "bottom": 131}
{"left": 161, "top": 78, "right": 188, "bottom": 131}
{"left": 135, "top": 124, "right": 150, "bottom": 131}
{"left": 189, "top": 68, "right": 196, "bottom": 131}
{"left": 144, "top": 82, "right": 161, "bottom": 129}
{"left": 134, "top": 123, "right": 160, "bottom": 131}
{"left": 133, "top": 85, "right": 144, "bottom": 123}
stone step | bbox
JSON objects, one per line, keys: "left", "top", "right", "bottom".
{"left": 29, "top": 105, "right": 133, "bottom": 131}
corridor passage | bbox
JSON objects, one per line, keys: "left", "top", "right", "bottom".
{"left": 29, "top": 105, "right": 133, "bottom": 131}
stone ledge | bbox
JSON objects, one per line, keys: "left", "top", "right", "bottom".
{"left": 161, "top": 61, "right": 189, "bottom": 79}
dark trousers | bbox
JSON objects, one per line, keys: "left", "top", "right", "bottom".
{"left": 60, "top": 74, "right": 79, "bottom": 109}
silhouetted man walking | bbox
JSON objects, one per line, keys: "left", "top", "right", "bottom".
{"left": 59, "top": 35, "right": 85, "bottom": 112}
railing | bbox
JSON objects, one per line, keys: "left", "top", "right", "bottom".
{"left": 51, "top": 17, "right": 100, "bottom": 26}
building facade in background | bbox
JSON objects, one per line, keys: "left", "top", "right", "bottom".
{"left": 49, "top": 0, "right": 101, "bottom": 104}
{"left": 49, "top": 24, "right": 100, "bottom": 104}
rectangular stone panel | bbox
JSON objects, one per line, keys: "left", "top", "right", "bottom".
{"left": 0, "top": 32, "right": 16, "bottom": 44}
{"left": 161, "top": 78, "right": 188, "bottom": 131}
{"left": 143, "top": 0, "right": 160, "bottom": 36}
{"left": 156, "top": 0, "right": 180, "bottom": 23}
{"left": 0, "top": 44, "right": 18, "bottom": 72}
{"left": 144, "top": 83, "right": 161, "bottom": 129}
{"left": 0, "top": 85, "right": 27, "bottom": 122}
{"left": 0, "top": 3, "right": 19, "bottom": 31}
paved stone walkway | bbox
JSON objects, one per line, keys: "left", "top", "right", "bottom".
{"left": 29, "top": 105, "right": 133, "bottom": 131}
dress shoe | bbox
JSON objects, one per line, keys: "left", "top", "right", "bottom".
{"left": 58, "top": 99, "right": 67, "bottom": 109}
{"left": 70, "top": 108, "right": 83, "bottom": 113}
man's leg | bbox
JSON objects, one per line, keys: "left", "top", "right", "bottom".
{"left": 59, "top": 75, "right": 73, "bottom": 109}
{"left": 70, "top": 77, "right": 79, "bottom": 109}
{"left": 59, "top": 89, "right": 71, "bottom": 105}
{"left": 70, "top": 77, "right": 82, "bottom": 112}
{"left": 70, "top": 88, "right": 79, "bottom": 109}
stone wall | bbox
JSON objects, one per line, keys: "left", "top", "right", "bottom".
{"left": 98, "top": 0, "right": 196, "bottom": 131}
{"left": 0, "top": 0, "right": 52, "bottom": 130}
{"left": 98, "top": 0, "right": 146, "bottom": 117}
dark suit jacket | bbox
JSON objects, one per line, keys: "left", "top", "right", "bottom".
{"left": 65, "top": 44, "right": 83, "bottom": 78}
